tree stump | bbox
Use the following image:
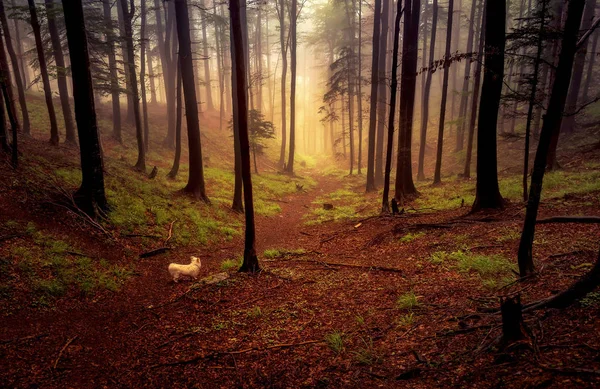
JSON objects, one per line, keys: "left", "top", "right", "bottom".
{"left": 500, "top": 294, "right": 525, "bottom": 345}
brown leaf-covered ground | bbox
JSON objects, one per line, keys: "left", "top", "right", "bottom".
{"left": 1, "top": 135, "right": 600, "bottom": 388}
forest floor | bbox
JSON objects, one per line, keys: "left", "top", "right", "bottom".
{"left": 2, "top": 110, "right": 600, "bottom": 387}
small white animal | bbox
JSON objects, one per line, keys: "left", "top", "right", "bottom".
{"left": 168, "top": 256, "right": 202, "bottom": 282}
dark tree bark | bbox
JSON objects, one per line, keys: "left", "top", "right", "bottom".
{"left": 456, "top": 0, "right": 480, "bottom": 152}
{"left": 10, "top": 0, "right": 28, "bottom": 88}
{"left": 230, "top": 0, "right": 260, "bottom": 273}
{"left": 163, "top": 0, "right": 178, "bottom": 148}
{"left": 173, "top": 0, "right": 209, "bottom": 202}
{"left": 382, "top": 0, "right": 402, "bottom": 213}
{"left": 102, "top": 0, "right": 122, "bottom": 143}
{"left": 200, "top": 0, "right": 214, "bottom": 111}
{"left": 582, "top": 29, "right": 599, "bottom": 103}
{"left": 418, "top": 0, "right": 437, "bottom": 181}
{"left": 471, "top": 0, "right": 505, "bottom": 212}
{"left": 394, "top": 0, "right": 420, "bottom": 200}
{"left": 277, "top": 0, "right": 288, "bottom": 168}
{"left": 356, "top": 0, "right": 364, "bottom": 174}
{"left": 0, "top": 86, "right": 7, "bottom": 153}
{"left": 148, "top": 51, "right": 157, "bottom": 104}
{"left": 120, "top": 0, "right": 146, "bottom": 172}
{"left": 140, "top": 0, "right": 150, "bottom": 152}
{"left": 45, "top": 0, "right": 76, "bottom": 144}
{"left": 433, "top": 0, "right": 454, "bottom": 185}
{"left": 116, "top": 0, "right": 135, "bottom": 126}
{"left": 366, "top": 0, "right": 382, "bottom": 192}
{"left": 561, "top": 0, "right": 597, "bottom": 134}
{"left": 0, "top": 1, "right": 29, "bottom": 135}
{"left": 153, "top": 0, "right": 171, "bottom": 140}
{"left": 374, "top": 0, "right": 390, "bottom": 184}
{"left": 517, "top": 0, "right": 586, "bottom": 277}
{"left": 463, "top": 0, "right": 485, "bottom": 179}
{"left": 168, "top": 59, "right": 182, "bottom": 179}
{"left": 0, "top": 24, "right": 18, "bottom": 140}
{"left": 28, "top": 0, "right": 59, "bottom": 146}
{"left": 285, "top": 0, "right": 297, "bottom": 174}
{"left": 229, "top": 1, "right": 244, "bottom": 213}
{"left": 0, "top": 68, "right": 18, "bottom": 167}
{"left": 62, "top": 0, "right": 108, "bottom": 217}
{"left": 214, "top": 0, "right": 225, "bottom": 131}
{"left": 522, "top": 0, "right": 547, "bottom": 202}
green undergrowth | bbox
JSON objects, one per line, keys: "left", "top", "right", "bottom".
{"left": 263, "top": 248, "right": 307, "bottom": 259}
{"left": 0, "top": 222, "right": 132, "bottom": 309}
{"left": 429, "top": 250, "right": 516, "bottom": 289}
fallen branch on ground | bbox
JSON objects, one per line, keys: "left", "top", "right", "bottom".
{"left": 139, "top": 247, "right": 171, "bottom": 258}
{"left": 164, "top": 220, "right": 176, "bottom": 246}
{"left": 53, "top": 336, "right": 78, "bottom": 369}
{"left": 124, "top": 234, "right": 162, "bottom": 239}
{"left": 537, "top": 216, "right": 600, "bottom": 224}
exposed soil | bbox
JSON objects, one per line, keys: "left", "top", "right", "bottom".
{"left": 1, "top": 138, "right": 600, "bottom": 388}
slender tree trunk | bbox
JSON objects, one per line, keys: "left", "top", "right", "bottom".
{"left": 163, "top": 1, "right": 178, "bottom": 148}
{"left": 102, "top": 0, "right": 122, "bottom": 143}
{"left": 463, "top": 0, "right": 485, "bottom": 178}
{"left": 45, "top": 0, "right": 76, "bottom": 144}
{"left": 28, "top": 0, "right": 59, "bottom": 145}
{"left": 116, "top": 0, "right": 135, "bottom": 126}
{"left": 0, "top": 49, "right": 17, "bottom": 165}
{"left": 471, "top": 0, "right": 505, "bottom": 212}
{"left": 230, "top": 0, "right": 244, "bottom": 213}
{"left": 173, "top": 0, "right": 209, "bottom": 201}
{"left": 0, "top": 1, "right": 29, "bottom": 135}
{"left": 62, "top": 0, "right": 108, "bottom": 217}
{"left": 286, "top": 0, "right": 297, "bottom": 174}
{"left": 141, "top": 0, "right": 150, "bottom": 152}
{"left": 0, "top": 24, "right": 18, "bottom": 139}
{"left": 582, "top": 29, "right": 599, "bottom": 103}
{"left": 357, "top": 0, "right": 364, "bottom": 174}
{"left": 199, "top": 0, "right": 214, "bottom": 112}
{"left": 518, "top": 0, "right": 586, "bottom": 276}
{"left": 120, "top": 0, "right": 146, "bottom": 172}
{"left": 366, "top": 0, "right": 382, "bottom": 191}
{"left": 456, "top": 0, "right": 479, "bottom": 152}
{"left": 394, "top": 0, "right": 420, "bottom": 200}
{"left": 214, "top": 0, "right": 225, "bottom": 131}
{"left": 230, "top": 0, "right": 259, "bottom": 273}
{"left": 10, "top": 0, "right": 28, "bottom": 88}
{"left": 277, "top": 0, "right": 288, "bottom": 168}
{"left": 382, "top": 0, "right": 402, "bottom": 213}
{"left": 561, "top": 0, "right": 596, "bottom": 134}
{"left": 418, "top": 0, "right": 439, "bottom": 181}
{"left": 168, "top": 59, "right": 182, "bottom": 179}
{"left": 148, "top": 50, "right": 157, "bottom": 104}
{"left": 433, "top": 0, "right": 454, "bottom": 184}
{"left": 0, "top": 85, "right": 8, "bottom": 153}
{"left": 450, "top": 0, "right": 461, "bottom": 146}
{"left": 375, "top": 0, "right": 390, "bottom": 185}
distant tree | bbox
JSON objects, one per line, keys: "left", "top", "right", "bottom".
{"left": 374, "top": 0, "right": 391, "bottom": 185}
{"left": 418, "top": 0, "right": 439, "bottom": 181}
{"left": 45, "top": 0, "right": 76, "bottom": 144}
{"left": 471, "top": 0, "right": 505, "bottom": 212}
{"left": 173, "top": 0, "right": 209, "bottom": 202}
{"left": 120, "top": 0, "right": 146, "bottom": 172}
{"left": 199, "top": 0, "right": 214, "bottom": 112}
{"left": 168, "top": 59, "right": 183, "bottom": 179}
{"left": 62, "top": 0, "right": 108, "bottom": 217}
{"left": 433, "top": 0, "right": 454, "bottom": 185}
{"left": 285, "top": 0, "right": 298, "bottom": 174}
{"left": 230, "top": 0, "right": 260, "bottom": 273}
{"left": 248, "top": 109, "right": 275, "bottom": 174}
{"left": 518, "top": 0, "right": 586, "bottom": 277}
{"left": 140, "top": 0, "right": 150, "bottom": 152}
{"left": 276, "top": 0, "right": 288, "bottom": 169}
{"left": 101, "top": 0, "right": 122, "bottom": 143}
{"left": 382, "top": 0, "right": 402, "bottom": 213}
{"left": 28, "top": 0, "right": 59, "bottom": 146}
{"left": 365, "top": 0, "right": 381, "bottom": 192}
{"left": 394, "top": 0, "right": 420, "bottom": 200}
{"left": 0, "top": 1, "right": 29, "bottom": 135}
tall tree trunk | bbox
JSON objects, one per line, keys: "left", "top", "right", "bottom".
{"left": 230, "top": 0, "right": 244, "bottom": 213}
{"left": 62, "top": 0, "right": 108, "bottom": 217}
{"left": 277, "top": 0, "right": 288, "bottom": 168}
{"left": 366, "top": 0, "right": 382, "bottom": 191}
{"left": 148, "top": 49, "right": 157, "bottom": 104}
{"left": 214, "top": 0, "right": 225, "bottom": 131}
{"left": 173, "top": 0, "right": 209, "bottom": 201}
{"left": 45, "top": 0, "right": 76, "bottom": 144}
{"left": 471, "top": 0, "right": 505, "bottom": 212}
{"left": 522, "top": 0, "right": 547, "bottom": 203}
{"left": 0, "top": 85, "right": 8, "bottom": 153}
{"left": 163, "top": 1, "right": 178, "bottom": 148}
{"left": 168, "top": 59, "right": 182, "bottom": 179}
{"left": 102, "top": 0, "right": 122, "bottom": 143}
{"left": 230, "top": 0, "right": 259, "bottom": 273}
{"left": 0, "top": 1, "right": 29, "bottom": 135}
{"left": 517, "top": 0, "right": 586, "bottom": 276}
{"left": 375, "top": 0, "right": 391, "bottom": 185}
{"left": 561, "top": 0, "right": 596, "bottom": 134}
{"left": 582, "top": 29, "right": 599, "bottom": 103}
{"left": 286, "top": 0, "right": 297, "bottom": 174}
{"left": 140, "top": 0, "right": 150, "bottom": 152}
{"left": 463, "top": 0, "right": 485, "bottom": 178}
{"left": 28, "top": 0, "right": 59, "bottom": 146}
{"left": 116, "top": 0, "right": 135, "bottom": 126}
{"left": 456, "top": 0, "right": 479, "bottom": 152}
{"left": 0, "top": 24, "right": 18, "bottom": 139}
{"left": 10, "top": 0, "right": 28, "bottom": 88}
{"left": 120, "top": 0, "right": 146, "bottom": 172}
{"left": 418, "top": 0, "right": 438, "bottom": 181}
{"left": 394, "top": 0, "right": 420, "bottom": 200}
{"left": 153, "top": 0, "right": 171, "bottom": 137}
{"left": 357, "top": 0, "right": 364, "bottom": 174}
{"left": 433, "top": 0, "right": 454, "bottom": 184}
{"left": 450, "top": 0, "right": 461, "bottom": 146}
{"left": 382, "top": 0, "right": 402, "bottom": 213}
{"left": 200, "top": 0, "right": 214, "bottom": 111}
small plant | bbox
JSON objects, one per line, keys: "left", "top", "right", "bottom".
{"left": 397, "top": 291, "right": 419, "bottom": 310}
{"left": 247, "top": 306, "right": 263, "bottom": 318}
{"left": 430, "top": 251, "right": 449, "bottom": 265}
{"left": 263, "top": 248, "right": 306, "bottom": 259}
{"left": 221, "top": 257, "right": 242, "bottom": 271}
{"left": 581, "top": 292, "right": 600, "bottom": 307}
{"left": 355, "top": 315, "right": 365, "bottom": 325}
{"left": 398, "top": 313, "right": 415, "bottom": 328}
{"left": 325, "top": 331, "right": 344, "bottom": 354}
{"left": 399, "top": 232, "right": 424, "bottom": 244}
{"left": 353, "top": 337, "right": 380, "bottom": 365}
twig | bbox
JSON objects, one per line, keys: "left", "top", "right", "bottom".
{"left": 53, "top": 336, "right": 78, "bottom": 369}
{"left": 164, "top": 220, "right": 176, "bottom": 246}
{"left": 139, "top": 247, "right": 171, "bottom": 258}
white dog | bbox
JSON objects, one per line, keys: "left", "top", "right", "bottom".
{"left": 168, "top": 256, "right": 201, "bottom": 282}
